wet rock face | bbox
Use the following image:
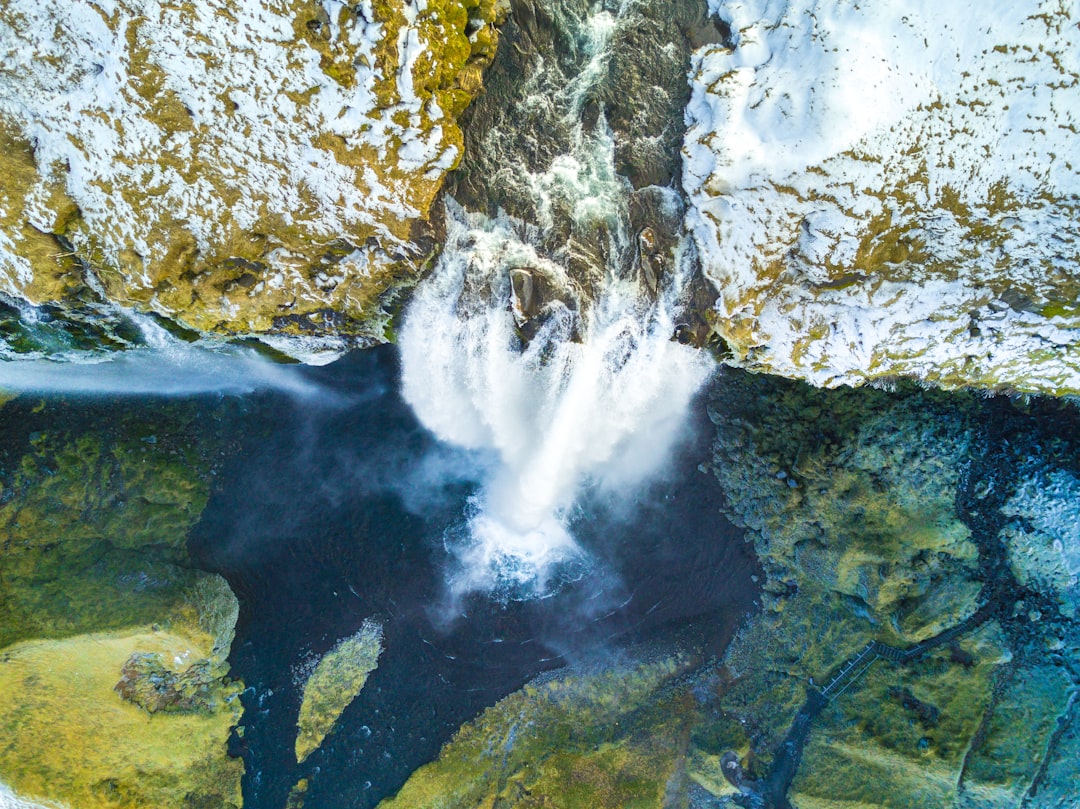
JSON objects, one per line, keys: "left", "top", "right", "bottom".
{"left": 703, "top": 373, "right": 1080, "bottom": 808}
{"left": 443, "top": 0, "right": 710, "bottom": 310}
{"left": 0, "top": 0, "right": 504, "bottom": 360}
{"left": 684, "top": 0, "right": 1080, "bottom": 396}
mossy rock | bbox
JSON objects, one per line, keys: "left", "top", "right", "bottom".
{"left": 0, "top": 427, "right": 212, "bottom": 647}
{"left": 0, "top": 627, "right": 243, "bottom": 809}
{"left": 294, "top": 619, "right": 384, "bottom": 763}
{"left": 703, "top": 372, "right": 1080, "bottom": 806}
{"left": 708, "top": 373, "right": 980, "bottom": 642}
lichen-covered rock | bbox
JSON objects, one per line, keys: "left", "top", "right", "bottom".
{"left": 701, "top": 372, "right": 1080, "bottom": 807}
{"left": 0, "top": 398, "right": 245, "bottom": 809}
{"left": 684, "top": 0, "right": 1080, "bottom": 396}
{"left": 0, "top": 0, "right": 505, "bottom": 361}
{"left": 294, "top": 618, "right": 383, "bottom": 763}
{"left": 115, "top": 649, "right": 233, "bottom": 715}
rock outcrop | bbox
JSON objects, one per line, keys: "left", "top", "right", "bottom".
{"left": 294, "top": 618, "right": 383, "bottom": 764}
{"left": 684, "top": 0, "right": 1080, "bottom": 396}
{"left": 0, "top": 396, "right": 245, "bottom": 809}
{"left": 703, "top": 372, "right": 1080, "bottom": 807}
{"left": 0, "top": 0, "right": 504, "bottom": 361}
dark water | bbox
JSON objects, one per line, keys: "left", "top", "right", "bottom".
{"left": 187, "top": 346, "right": 760, "bottom": 809}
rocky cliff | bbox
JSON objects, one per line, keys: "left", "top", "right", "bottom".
{"left": 0, "top": 0, "right": 503, "bottom": 361}
{"left": 704, "top": 372, "right": 1080, "bottom": 808}
{"left": 685, "top": 0, "right": 1080, "bottom": 396}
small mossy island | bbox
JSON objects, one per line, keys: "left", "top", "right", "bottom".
{"left": 0, "top": 394, "right": 245, "bottom": 808}
{"left": 294, "top": 619, "right": 384, "bottom": 764}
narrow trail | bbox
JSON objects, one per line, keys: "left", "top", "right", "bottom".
{"left": 820, "top": 591, "right": 1004, "bottom": 701}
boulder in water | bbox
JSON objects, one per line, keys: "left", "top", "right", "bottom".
{"left": 509, "top": 268, "right": 538, "bottom": 320}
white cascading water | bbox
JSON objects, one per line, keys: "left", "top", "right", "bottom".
{"left": 0, "top": 313, "right": 328, "bottom": 399}
{"left": 400, "top": 6, "right": 714, "bottom": 600}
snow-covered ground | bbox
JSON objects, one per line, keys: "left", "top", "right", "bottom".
{"left": 684, "top": 0, "right": 1080, "bottom": 395}
{"left": 0, "top": 0, "right": 492, "bottom": 350}
{"left": 0, "top": 0, "right": 446, "bottom": 262}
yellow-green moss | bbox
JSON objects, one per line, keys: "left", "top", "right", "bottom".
{"left": 295, "top": 619, "right": 384, "bottom": 763}
{"left": 0, "top": 405, "right": 244, "bottom": 809}
{"left": 0, "top": 627, "right": 243, "bottom": 809}
{"left": 790, "top": 624, "right": 1013, "bottom": 808}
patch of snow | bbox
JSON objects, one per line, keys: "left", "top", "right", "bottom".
{"left": 0, "top": 0, "right": 456, "bottom": 304}
{"left": 684, "top": 0, "right": 1080, "bottom": 393}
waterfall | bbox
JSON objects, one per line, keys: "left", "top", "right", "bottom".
{"left": 399, "top": 1, "right": 713, "bottom": 600}
{"left": 0, "top": 313, "right": 329, "bottom": 399}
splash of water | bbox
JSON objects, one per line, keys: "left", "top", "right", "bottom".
{"left": 401, "top": 204, "right": 711, "bottom": 599}
{"left": 401, "top": 210, "right": 712, "bottom": 600}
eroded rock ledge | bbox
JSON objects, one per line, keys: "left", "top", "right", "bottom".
{"left": 0, "top": 0, "right": 504, "bottom": 361}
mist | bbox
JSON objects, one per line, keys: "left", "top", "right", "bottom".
{"left": 0, "top": 347, "right": 336, "bottom": 399}
{"left": 399, "top": 204, "right": 714, "bottom": 602}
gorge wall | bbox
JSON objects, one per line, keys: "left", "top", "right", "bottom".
{"left": 0, "top": 0, "right": 503, "bottom": 361}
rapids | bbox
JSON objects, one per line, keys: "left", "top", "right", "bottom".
{"left": 399, "top": 0, "right": 713, "bottom": 599}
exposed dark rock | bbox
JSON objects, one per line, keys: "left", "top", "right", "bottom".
{"left": 115, "top": 653, "right": 228, "bottom": 714}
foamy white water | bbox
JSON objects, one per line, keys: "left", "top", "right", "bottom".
{"left": 401, "top": 204, "right": 712, "bottom": 598}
